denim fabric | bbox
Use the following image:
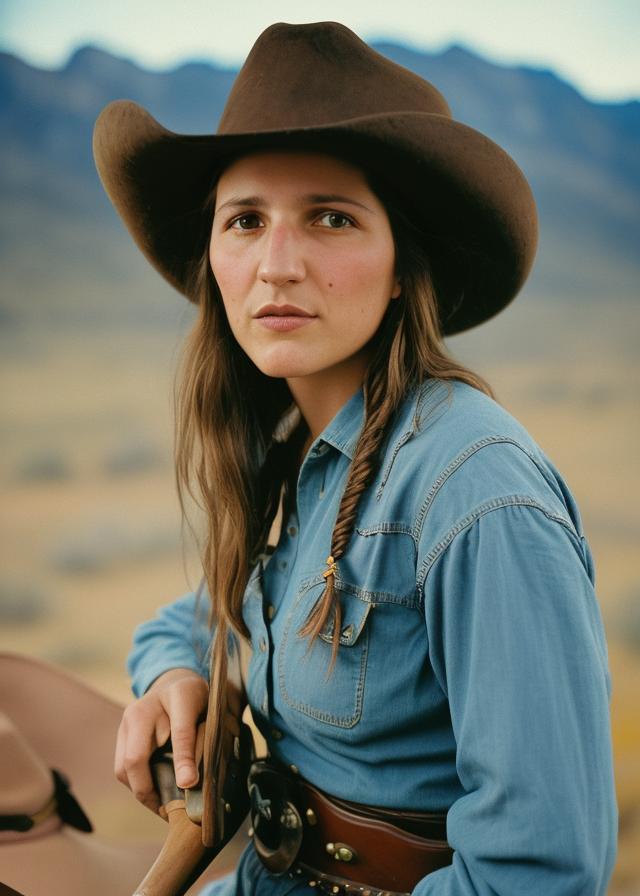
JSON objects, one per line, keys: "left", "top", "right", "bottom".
{"left": 128, "top": 378, "right": 618, "bottom": 895}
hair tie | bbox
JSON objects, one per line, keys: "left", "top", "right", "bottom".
{"left": 322, "top": 555, "right": 337, "bottom": 579}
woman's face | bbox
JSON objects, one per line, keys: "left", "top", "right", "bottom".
{"left": 209, "top": 150, "right": 401, "bottom": 382}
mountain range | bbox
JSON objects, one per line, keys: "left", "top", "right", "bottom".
{"left": 0, "top": 39, "right": 638, "bottom": 337}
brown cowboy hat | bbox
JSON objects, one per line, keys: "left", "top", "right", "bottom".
{"left": 0, "top": 653, "right": 231, "bottom": 896}
{"left": 92, "top": 20, "right": 538, "bottom": 336}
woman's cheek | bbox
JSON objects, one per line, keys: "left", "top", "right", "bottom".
{"left": 210, "top": 237, "right": 244, "bottom": 284}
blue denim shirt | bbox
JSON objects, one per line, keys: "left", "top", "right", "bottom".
{"left": 128, "top": 377, "right": 618, "bottom": 895}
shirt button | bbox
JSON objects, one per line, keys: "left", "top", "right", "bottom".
{"left": 287, "top": 525, "right": 298, "bottom": 537}
{"left": 266, "top": 604, "right": 275, "bottom": 619}
{"left": 271, "top": 728, "right": 283, "bottom": 740}
{"left": 280, "top": 559, "right": 288, "bottom": 570}
{"left": 259, "top": 637, "right": 267, "bottom": 652}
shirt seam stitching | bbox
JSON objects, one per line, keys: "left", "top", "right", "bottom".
{"left": 375, "top": 379, "right": 453, "bottom": 501}
{"left": 416, "top": 496, "right": 579, "bottom": 606}
{"left": 412, "top": 435, "right": 563, "bottom": 541}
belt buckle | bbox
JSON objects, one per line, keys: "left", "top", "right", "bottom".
{"left": 248, "top": 759, "right": 303, "bottom": 874}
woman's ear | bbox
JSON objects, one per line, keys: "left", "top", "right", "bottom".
{"left": 391, "top": 275, "right": 402, "bottom": 299}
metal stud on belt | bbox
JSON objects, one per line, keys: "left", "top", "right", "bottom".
{"left": 286, "top": 863, "right": 410, "bottom": 896}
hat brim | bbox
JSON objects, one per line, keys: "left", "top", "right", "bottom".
{"left": 93, "top": 100, "right": 538, "bottom": 336}
{"left": 0, "top": 653, "right": 231, "bottom": 895}
{"left": 1, "top": 826, "right": 162, "bottom": 895}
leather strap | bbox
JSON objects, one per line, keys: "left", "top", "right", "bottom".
{"left": 249, "top": 760, "right": 453, "bottom": 895}
{"left": 291, "top": 774, "right": 453, "bottom": 894}
{"left": 327, "top": 791, "right": 448, "bottom": 841}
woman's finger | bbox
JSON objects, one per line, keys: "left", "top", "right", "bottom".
{"left": 114, "top": 713, "right": 128, "bottom": 786}
{"left": 165, "top": 685, "right": 205, "bottom": 789}
{"left": 154, "top": 714, "right": 171, "bottom": 749}
{"left": 119, "top": 703, "right": 165, "bottom": 811}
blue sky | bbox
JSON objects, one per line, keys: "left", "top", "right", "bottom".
{"left": 1, "top": 0, "right": 638, "bottom": 102}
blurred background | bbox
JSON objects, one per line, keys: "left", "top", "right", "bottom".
{"left": 1, "top": 1, "right": 638, "bottom": 892}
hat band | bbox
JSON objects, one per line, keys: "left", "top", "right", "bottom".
{"left": 0, "top": 812, "right": 62, "bottom": 844}
{"left": 0, "top": 768, "right": 93, "bottom": 839}
{"left": 0, "top": 793, "right": 62, "bottom": 843}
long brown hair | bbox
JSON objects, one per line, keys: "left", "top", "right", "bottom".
{"left": 172, "top": 152, "right": 496, "bottom": 734}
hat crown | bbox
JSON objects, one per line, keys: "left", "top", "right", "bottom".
{"left": 218, "top": 21, "right": 451, "bottom": 134}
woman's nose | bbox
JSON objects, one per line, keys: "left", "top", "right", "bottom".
{"left": 257, "top": 223, "right": 306, "bottom": 286}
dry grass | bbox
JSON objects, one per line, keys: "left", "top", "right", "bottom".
{"left": 1, "top": 330, "right": 638, "bottom": 892}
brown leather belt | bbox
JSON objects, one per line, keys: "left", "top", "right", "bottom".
{"left": 248, "top": 759, "right": 453, "bottom": 896}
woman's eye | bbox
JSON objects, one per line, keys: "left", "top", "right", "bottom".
{"left": 229, "top": 213, "right": 262, "bottom": 231}
{"left": 317, "top": 211, "right": 354, "bottom": 229}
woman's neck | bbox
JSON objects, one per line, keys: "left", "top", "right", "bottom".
{"left": 286, "top": 351, "right": 368, "bottom": 443}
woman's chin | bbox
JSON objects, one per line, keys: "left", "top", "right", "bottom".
{"left": 252, "top": 351, "right": 320, "bottom": 380}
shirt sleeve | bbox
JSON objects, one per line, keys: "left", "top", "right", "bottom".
{"left": 415, "top": 502, "right": 618, "bottom": 896}
{"left": 126, "top": 584, "right": 213, "bottom": 698}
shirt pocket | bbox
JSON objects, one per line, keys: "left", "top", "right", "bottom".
{"left": 277, "top": 576, "right": 372, "bottom": 728}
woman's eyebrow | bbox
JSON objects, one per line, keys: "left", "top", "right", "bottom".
{"left": 303, "top": 193, "right": 374, "bottom": 213}
{"left": 215, "top": 193, "right": 374, "bottom": 214}
{"left": 215, "top": 195, "right": 262, "bottom": 213}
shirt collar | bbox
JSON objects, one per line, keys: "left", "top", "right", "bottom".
{"left": 317, "top": 380, "right": 426, "bottom": 462}
{"left": 318, "top": 385, "right": 365, "bottom": 461}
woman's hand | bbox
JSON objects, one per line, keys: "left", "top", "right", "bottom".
{"left": 114, "top": 667, "right": 209, "bottom": 815}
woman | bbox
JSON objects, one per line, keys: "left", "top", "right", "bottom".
{"left": 93, "top": 20, "right": 618, "bottom": 896}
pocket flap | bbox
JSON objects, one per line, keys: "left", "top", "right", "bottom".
{"left": 318, "top": 588, "right": 372, "bottom": 647}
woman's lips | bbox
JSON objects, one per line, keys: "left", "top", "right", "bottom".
{"left": 256, "top": 315, "right": 317, "bottom": 331}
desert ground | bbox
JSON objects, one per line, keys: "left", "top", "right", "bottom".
{"left": 1, "top": 306, "right": 638, "bottom": 893}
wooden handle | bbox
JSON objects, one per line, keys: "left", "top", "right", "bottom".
{"left": 132, "top": 799, "right": 217, "bottom": 896}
